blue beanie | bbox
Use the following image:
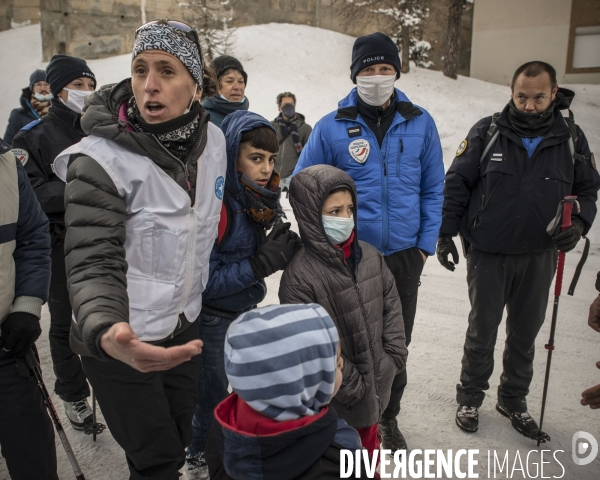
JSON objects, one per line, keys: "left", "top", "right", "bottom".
{"left": 29, "top": 69, "right": 46, "bottom": 91}
{"left": 225, "top": 304, "right": 339, "bottom": 421}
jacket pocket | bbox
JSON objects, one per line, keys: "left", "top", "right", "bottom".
{"left": 128, "top": 275, "right": 176, "bottom": 311}
{"left": 152, "top": 230, "right": 180, "bottom": 282}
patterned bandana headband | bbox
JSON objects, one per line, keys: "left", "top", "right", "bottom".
{"left": 133, "top": 20, "right": 204, "bottom": 88}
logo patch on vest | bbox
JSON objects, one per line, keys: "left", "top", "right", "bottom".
{"left": 215, "top": 176, "right": 225, "bottom": 199}
{"left": 12, "top": 148, "right": 29, "bottom": 166}
{"left": 456, "top": 139, "right": 467, "bottom": 157}
{"left": 348, "top": 139, "right": 370, "bottom": 164}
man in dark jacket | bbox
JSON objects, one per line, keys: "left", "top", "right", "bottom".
{"left": 437, "top": 61, "right": 600, "bottom": 439}
{"left": 12, "top": 55, "right": 97, "bottom": 431}
{"left": 293, "top": 32, "right": 444, "bottom": 451}
{"left": 4, "top": 70, "right": 51, "bottom": 145}
{"left": 271, "top": 92, "right": 312, "bottom": 191}
{"left": 0, "top": 138, "right": 56, "bottom": 480}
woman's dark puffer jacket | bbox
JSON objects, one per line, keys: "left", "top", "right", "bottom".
{"left": 279, "top": 164, "right": 407, "bottom": 428}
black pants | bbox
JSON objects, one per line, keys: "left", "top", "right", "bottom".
{"left": 49, "top": 237, "right": 89, "bottom": 401}
{"left": 457, "top": 249, "right": 558, "bottom": 412}
{"left": 82, "top": 325, "right": 201, "bottom": 480}
{"left": 0, "top": 349, "right": 58, "bottom": 480}
{"left": 382, "top": 246, "right": 425, "bottom": 419}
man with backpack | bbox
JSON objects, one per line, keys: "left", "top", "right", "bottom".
{"left": 437, "top": 61, "right": 600, "bottom": 439}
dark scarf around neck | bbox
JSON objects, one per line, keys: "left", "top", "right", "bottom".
{"left": 507, "top": 99, "right": 556, "bottom": 138}
{"left": 276, "top": 114, "right": 303, "bottom": 155}
{"left": 127, "top": 97, "right": 201, "bottom": 161}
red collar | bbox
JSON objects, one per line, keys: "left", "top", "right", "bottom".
{"left": 215, "top": 393, "right": 330, "bottom": 437}
{"left": 336, "top": 230, "right": 355, "bottom": 260}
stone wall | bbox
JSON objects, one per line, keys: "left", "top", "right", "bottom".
{"left": 0, "top": 0, "right": 40, "bottom": 31}
{"left": 34, "top": 0, "right": 472, "bottom": 76}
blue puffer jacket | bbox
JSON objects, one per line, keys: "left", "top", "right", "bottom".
{"left": 293, "top": 88, "right": 445, "bottom": 256}
{"left": 201, "top": 111, "right": 276, "bottom": 313}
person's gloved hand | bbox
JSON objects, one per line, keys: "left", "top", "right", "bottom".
{"left": 552, "top": 216, "right": 584, "bottom": 253}
{"left": 436, "top": 235, "right": 459, "bottom": 272}
{"left": 249, "top": 222, "right": 303, "bottom": 279}
{"left": 0, "top": 312, "right": 41, "bottom": 358}
{"left": 589, "top": 295, "right": 600, "bottom": 333}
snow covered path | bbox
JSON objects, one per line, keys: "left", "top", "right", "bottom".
{"left": 2, "top": 22, "right": 600, "bottom": 480}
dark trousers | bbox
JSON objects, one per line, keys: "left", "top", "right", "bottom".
{"left": 457, "top": 249, "right": 558, "bottom": 412}
{"left": 382, "top": 246, "right": 425, "bottom": 419}
{"left": 49, "top": 237, "right": 89, "bottom": 401}
{"left": 0, "top": 349, "right": 58, "bottom": 480}
{"left": 187, "top": 311, "right": 234, "bottom": 457}
{"left": 81, "top": 325, "right": 201, "bottom": 480}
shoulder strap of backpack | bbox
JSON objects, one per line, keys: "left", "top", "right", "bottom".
{"left": 479, "top": 112, "right": 501, "bottom": 165}
{"left": 562, "top": 109, "right": 580, "bottom": 164}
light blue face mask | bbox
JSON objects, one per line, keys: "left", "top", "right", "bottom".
{"left": 322, "top": 215, "right": 354, "bottom": 244}
{"left": 220, "top": 94, "right": 246, "bottom": 103}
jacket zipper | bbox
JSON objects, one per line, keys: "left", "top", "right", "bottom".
{"left": 471, "top": 194, "right": 485, "bottom": 229}
{"left": 151, "top": 134, "right": 193, "bottom": 194}
{"left": 178, "top": 207, "right": 198, "bottom": 315}
{"left": 396, "top": 138, "right": 404, "bottom": 177}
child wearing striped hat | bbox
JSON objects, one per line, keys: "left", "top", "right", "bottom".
{"left": 203, "top": 304, "right": 369, "bottom": 480}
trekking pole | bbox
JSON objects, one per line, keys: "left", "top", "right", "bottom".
{"left": 537, "top": 196, "right": 577, "bottom": 447}
{"left": 24, "top": 349, "right": 86, "bottom": 480}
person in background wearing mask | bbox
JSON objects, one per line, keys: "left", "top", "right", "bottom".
{"left": 437, "top": 61, "right": 600, "bottom": 439}
{"left": 292, "top": 32, "right": 444, "bottom": 452}
{"left": 12, "top": 54, "right": 96, "bottom": 432}
{"left": 280, "top": 165, "right": 406, "bottom": 463}
{"left": 4, "top": 69, "right": 52, "bottom": 145}
{"left": 202, "top": 55, "right": 249, "bottom": 128}
{"left": 271, "top": 92, "right": 312, "bottom": 194}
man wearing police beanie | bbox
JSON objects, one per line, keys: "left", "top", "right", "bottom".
{"left": 12, "top": 55, "right": 97, "bottom": 433}
{"left": 292, "top": 31, "right": 444, "bottom": 453}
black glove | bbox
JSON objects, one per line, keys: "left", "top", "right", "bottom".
{"left": 552, "top": 216, "right": 584, "bottom": 253}
{"left": 436, "top": 235, "right": 459, "bottom": 272}
{"left": 0, "top": 312, "right": 41, "bottom": 358}
{"left": 249, "top": 222, "right": 303, "bottom": 279}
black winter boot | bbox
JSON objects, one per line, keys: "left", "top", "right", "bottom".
{"left": 455, "top": 405, "right": 479, "bottom": 433}
{"left": 378, "top": 418, "right": 407, "bottom": 452}
{"left": 496, "top": 404, "right": 550, "bottom": 443}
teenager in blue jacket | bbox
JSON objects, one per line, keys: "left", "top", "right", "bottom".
{"left": 186, "top": 110, "right": 301, "bottom": 479}
{"left": 293, "top": 32, "right": 445, "bottom": 452}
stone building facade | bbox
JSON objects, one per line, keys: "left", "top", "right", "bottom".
{"left": 3, "top": 0, "right": 473, "bottom": 76}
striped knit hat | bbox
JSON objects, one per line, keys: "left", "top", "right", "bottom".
{"left": 225, "top": 304, "right": 339, "bottom": 421}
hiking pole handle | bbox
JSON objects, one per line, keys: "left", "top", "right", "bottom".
{"left": 554, "top": 196, "right": 577, "bottom": 297}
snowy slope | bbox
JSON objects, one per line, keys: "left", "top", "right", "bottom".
{"left": 1, "top": 22, "right": 600, "bottom": 480}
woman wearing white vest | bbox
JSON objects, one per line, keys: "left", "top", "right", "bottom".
{"left": 54, "top": 20, "right": 226, "bottom": 480}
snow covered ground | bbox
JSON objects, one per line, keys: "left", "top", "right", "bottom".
{"left": 1, "top": 22, "right": 600, "bottom": 480}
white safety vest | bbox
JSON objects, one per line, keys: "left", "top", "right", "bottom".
{"left": 55, "top": 124, "right": 227, "bottom": 341}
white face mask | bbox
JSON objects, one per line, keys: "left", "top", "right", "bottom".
{"left": 60, "top": 88, "right": 93, "bottom": 114}
{"left": 322, "top": 215, "right": 354, "bottom": 244}
{"left": 33, "top": 92, "right": 53, "bottom": 102}
{"left": 356, "top": 75, "right": 396, "bottom": 107}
